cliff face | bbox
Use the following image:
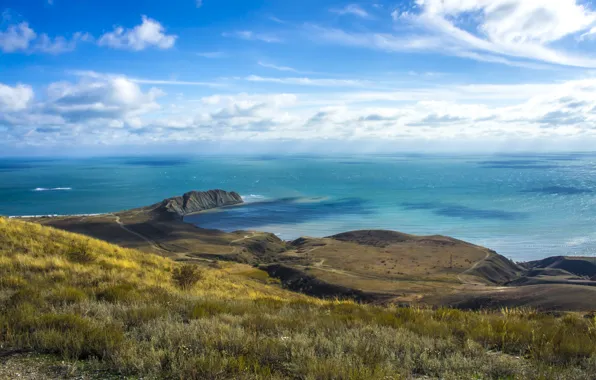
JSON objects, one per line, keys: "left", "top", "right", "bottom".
{"left": 149, "top": 189, "right": 243, "bottom": 220}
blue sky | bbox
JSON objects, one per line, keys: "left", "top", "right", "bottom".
{"left": 3, "top": 0, "right": 596, "bottom": 155}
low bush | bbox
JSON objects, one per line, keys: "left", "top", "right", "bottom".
{"left": 172, "top": 264, "right": 202, "bottom": 289}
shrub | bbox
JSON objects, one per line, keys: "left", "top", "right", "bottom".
{"left": 172, "top": 264, "right": 202, "bottom": 290}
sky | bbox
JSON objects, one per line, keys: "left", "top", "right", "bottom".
{"left": 3, "top": 0, "right": 596, "bottom": 155}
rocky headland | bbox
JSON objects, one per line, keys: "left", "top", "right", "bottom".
{"left": 138, "top": 189, "right": 243, "bottom": 220}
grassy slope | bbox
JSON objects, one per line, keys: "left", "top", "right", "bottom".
{"left": 271, "top": 231, "right": 521, "bottom": 304}
{"left": 2, "top": 218, "right": 596, "bottom": 379}
{"left": 29, "top": 213, "right": 287, "bottom": 264}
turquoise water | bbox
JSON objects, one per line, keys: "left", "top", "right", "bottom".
{"left": 2, "top": 154, "right": 596, "bottom": 261}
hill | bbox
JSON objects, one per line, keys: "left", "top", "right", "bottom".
{"left": 506, "top": 256, "right": 596, "bottom": 288}
{"left": 2, "top": 217, "right": 596, "bottom": 379}
{"left": 261, "top": 230, "right": 523, "bottom": 304}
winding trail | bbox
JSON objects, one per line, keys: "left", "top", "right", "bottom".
{"left": 457, "top": 251, "right": 492, "bottom": 285}
{"left": 227, "top": 232, "right": 263, "bottom": 254}
{"left": 110, "top": 214, "right": 165, "bottom": 253}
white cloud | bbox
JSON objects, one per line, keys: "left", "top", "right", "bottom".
{"left": 131, "top": 78, "right": 223, "bottom": 87}
{"left": 98, "top": 16, "right": 177, "bottom": 51}
{"left": 0, "top": 22, "right": 36, "bottom": 52}
{"left": 314, "top": 1, "right": 596, "bottom": 68}
{"left": 408, "top": 0, "right": 596, "bottom": 67}
{"left": 196, "top": 0, "right": 203, "bottom": 8}
{"left": 223, "top": 31, "right": 281, "bottom": 43}
{"left": 419, "top": 0, "right": 595, "bottom": 45}
{"left": 258, "top": 61, "right": 298, "bottom": 72}
{"left": 0, "top": 75, "right": 163, "bottom": 136}
{"left": 44, "top": 75, "right": 163, "bottom": 124}
{"left": 71, "top": 70, "right": 223, "bottom": 87}
{"left": 6, "top": 74, "right": 596, "bottom": 149}
{"left": 197, "top": 51, "right": 225, "bottom": 58}
{"left": 330, "top": 4, "right": 371, "bottom": 18}
{"left": 0, "top": 20, "right": 91, "bottom": 54}
{"left": 307, "top": 24, "right": 441, "bottom": 51}
{"left": 0, "top": 83, "right": 34, "bottom": 111}
{"left": 269, "top": 16, "right": 285, "bottom": 24}
{"left": 580, "top": 26, "right": 596, "bottom": 41}
{"left": 244, "top": 75, "right": 369, "bottom": 87}
{"left": 35, "top": 32, "right": 93, "bottom": 54}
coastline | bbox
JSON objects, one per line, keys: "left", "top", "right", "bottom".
{"left": 9, "top": 213, "right": 106, "bottom": 219}
{"left": 15, "top": 188, "right": 596, "bottom": 311}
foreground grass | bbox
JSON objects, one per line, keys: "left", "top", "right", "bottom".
{"left": 1, "top": 217, "right": 596, "bottom": 379}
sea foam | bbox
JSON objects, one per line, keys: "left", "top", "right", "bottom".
{"left": 33, "top": 187, "right": 72, "bottom": 192}
{"left": 242, "top": 194, "right": 266, "bottom": 202}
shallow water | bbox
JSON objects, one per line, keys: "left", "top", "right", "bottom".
{"left": 2, "top": 154, "right": 596, "bottom": 261}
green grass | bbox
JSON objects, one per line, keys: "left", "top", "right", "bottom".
{"left": 1, "top": 217, "right": 596, "bottom": 379}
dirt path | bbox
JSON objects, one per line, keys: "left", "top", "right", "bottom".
{"left": 227, "top": 232, "right": 263, "bottom": 254}
{"left": 110, "top": 214, "right": 165, "bottom": 253}
{"left": 314, "top": 258, "right": 326, "bottom": 267}
{"left": 457, "top": 251, "right": 491, "bottom": 285}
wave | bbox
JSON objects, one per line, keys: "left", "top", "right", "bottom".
{"left": 241, "top": 194, "right": 266, "bottom": 202}
{"left": 10, "top": 213, "right": 103, "bottom": 218}
{"left": 33, "top": 187, "right": 72, "bottom": 192}
{"left": 566, "top": 234, "right": 596, "bottom": 247}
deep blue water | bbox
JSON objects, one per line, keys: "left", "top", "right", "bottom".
{"left": 2, "top": 154, "right": 596, "bottom": 261}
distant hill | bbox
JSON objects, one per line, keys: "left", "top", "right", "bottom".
{"left": 524, "top": 256, "right": 596, "bottom": 278}
{"left": 258, "top": 230, "right": 523, "bottom": 305}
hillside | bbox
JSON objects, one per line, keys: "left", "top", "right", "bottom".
{"left": 2, "top": 217, "right": 596, "bottom": 379}
{"left": 261, "top": 230, "right": 523, "bottom": 304}
{"left": 524, "top": 256, "right": 596, "bottom": 278}
{"left": 504, "top": 257, "right": 596, "bottom": 289}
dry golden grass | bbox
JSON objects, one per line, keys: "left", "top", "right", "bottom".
{"left": 1, "top": 217, "right": 596, "bottom": 379}
{"left": 279, "top": 235, "right": 511, "bottom": 302}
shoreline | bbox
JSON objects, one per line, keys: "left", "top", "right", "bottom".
{"left": 9, "top": 213, "right": 106, "bottom": 219}
{"left": 7, "top": 195, "right": 596, "bottom": 262}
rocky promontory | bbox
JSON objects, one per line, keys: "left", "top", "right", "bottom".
{"left": 141, "top": 189, "right": 243, "bottom": 220}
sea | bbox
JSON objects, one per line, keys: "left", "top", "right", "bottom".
{"left": 2, "top": 153, "right": 596, "bottom": 261}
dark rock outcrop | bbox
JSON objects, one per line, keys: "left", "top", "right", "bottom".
{"left": 146, "top": 189, "right": 243, "bottom": 220}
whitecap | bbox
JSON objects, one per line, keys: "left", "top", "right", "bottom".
{"left": 241, "top": 194, "right": 266, "bottom": 202}
{"left": 566, "top": 235, "right": 595, "bottom": 247}
{"left": 33, "top": 187, "right": 72, "bottom": 192}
